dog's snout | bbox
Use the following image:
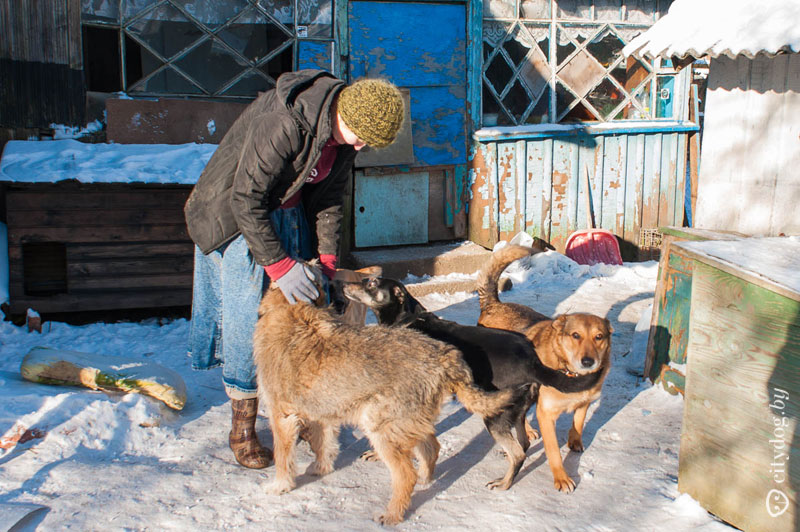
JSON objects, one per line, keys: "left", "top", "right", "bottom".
{"left": 581, "top": 356, "right": 595, "bottom": 368}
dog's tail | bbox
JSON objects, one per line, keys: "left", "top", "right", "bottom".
{"left": 442, "top": 347, "right": 514, "bottom": 417}
{"left": 476, "top": 245, "right": 538, "bottom": 310}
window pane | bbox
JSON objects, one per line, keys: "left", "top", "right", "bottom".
{"left": 223, "top": 70, "right": 273, "bottom": 96}
{"left": 558, "top": 48, "right": 604, "bottom": 98}
{"left": 82, "top": 0, "right": 120, "bottom": 23}
{"left": 586, "top": 77, "right": 624, "bottom": 119}
{"left": 484, "top": 0, "right": 517, "bottom": 19}
{"left": 656, "top": 75, "right": 674, "bottom": 118}
{"left": 626, "top": 0, "right": 656, "bottom": 23}
{"left": 219, "top": 7, "right": 291, "bottom": 62}
{"left": 258, "top": 0, "right": 294, "bottom": 31}
{"left": 122, "top": 0, "right": 159, "bottom": 24}
{"left": 626, "top": 79, "right": 653, "bottom": 119}
{"left": 585, "top": 29, "right": 624, "bottom": 69}
{"left": 130, "top": 66, "right": 203, "bottom": 94}
{"left": 482, "top": 84, "right": 503, "bottom": 126}
{"left": 298, "top": 0, "right": 333, "bottom": 38}
{"left": 259, "top": 44, "right": 294, "bottom": 83}
{"left": 526, "top": 88, "right": 549, "bottom": 124}
{"left": 125, "top": 34, "right": 163, "bottom": 88}
{"left": 172, "top": 0, "right": 250, "bottom": 30}
{"left": 127, "top": 4, "right": 203, "bottom": 60}
{"left": 594, "top": 0, "right": 622, "bottom": 21}
{"left": 175, "top": 38, "right": 249, "bottom": 94}
{"left": 503, "top": 79, "right": 531, "bottom": 123}
{"left": 485, "top": 49, "right": 515, "bottom": 94}
{"left": 520, "top": 0, "right": 549, "bottom": 19}
{"left": 558, "top": 0, "right": 591, "bottom": 20}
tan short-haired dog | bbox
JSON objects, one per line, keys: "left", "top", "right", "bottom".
{"left": 476, "top": 245, "right": 613, "bottom": 493}
{"left": 253, "top": 266, "right": 513, "bottom": 525}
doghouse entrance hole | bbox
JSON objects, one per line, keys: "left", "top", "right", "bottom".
{"left": 23, "top": 242, "right": 68, "bottom": 296}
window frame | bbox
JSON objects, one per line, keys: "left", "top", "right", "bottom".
{"left": 80, "top": 0, "right": 337, "bottom": 99}
{"left": 480, "top": 0, "right": 679, "bottom": 127}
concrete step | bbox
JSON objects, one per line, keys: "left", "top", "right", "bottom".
{"left": 348, "top": 240, "right": 492, "bottom": 297}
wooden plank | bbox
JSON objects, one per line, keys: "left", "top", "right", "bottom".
{"left": 468, "top": 142, "right": 499, "bottom": 248}
{"left": 550, "top": 137, "right": 578, "bottom": 252}
{"left": 679, "top": 260, "right": 799, "bottom": 532}
{"left": 497, "top": 142, "right": 518, "bottom": 241}
{"left": 525, "top": 138, "right": 546, "bottom": 239}
{"left": 7, "top": 225, "right": 190, "bottom": 244}
{"left": 8, "top": 289, "right": 192, "bottom": 314}
{"left": 640, "top": 133, "right": 662, "bottom": 236}
{"left": 614, "top": 135, "right": 628, "bottom": 237}
{"left": 600, "top": 135, "right": 623, "bottom": 232}
{"left": 675, "top": 240, "right": 800, "bottom": 304}
{"left": 623, "top": 134, "right": 645, "bottom": 247}
{"left": 67, "top": 256, "right": 194, "bottom": 277}
{"left": 643, "top": 227, "right": 748, "bottom": 383}
{"left": 9, "top": 273, "right": 193, "bottom": 293}
{"left": 452, "top": 164, "right": 468, "bottom": 238}
{"left": 7, "top": 242, "right": 195, "bottom": 262}
{"left": 6, "top": 188, "right": 191, "bottom": 211}
{"left": 687, "top": 84, "right": 701, "bottom": 222}
{"left": 658, "top": 132, "right": 677, "bottom": 227}
{"left": 540, "top": 137, "right": 554, "bottom": 245}
{"left": 7, "top": 208, "right": 187, "bottom": 228}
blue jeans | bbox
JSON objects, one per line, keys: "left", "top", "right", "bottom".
{"left": 188, "top": 205, "right": 313, "bottom": 396}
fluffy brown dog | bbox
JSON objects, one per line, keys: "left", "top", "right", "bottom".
{"left": 253, "top": 268, "right": 513, "bottom": 525}
{"left": 477, "top": 244, "right": 613, "bottom": 493}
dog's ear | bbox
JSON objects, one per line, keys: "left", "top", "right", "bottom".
{"left": 604, "top": 318, "right": 614, "bottom": 334}
{"left": 552, "top": 315, "right": 567, "bottom": 332}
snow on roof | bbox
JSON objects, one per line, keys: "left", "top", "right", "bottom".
{"left": 0, "top": 139, "right": 216, "bottom": 185}
{"left": 623, "top": 0, "right": 800, "bottom": 60}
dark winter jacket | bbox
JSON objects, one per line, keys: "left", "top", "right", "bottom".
{"left": 184, "top": 70, "right": 357, "bottom": 266}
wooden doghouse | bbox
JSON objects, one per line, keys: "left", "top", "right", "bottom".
{"left": 2, "top": 181, "right": 193, "bottom": 315}
{"left": 675, "top": 237, "right": 799, "bottom": 532}
{"left": 0, "top": 139, "right": 216, "bottom": 317}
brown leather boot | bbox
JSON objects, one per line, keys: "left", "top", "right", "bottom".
{"left": 229, "top": 398, "right": 273, "bottom": 469}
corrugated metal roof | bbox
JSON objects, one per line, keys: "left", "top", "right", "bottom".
{"left": 623, "top": 0, "right": 800, "bottom": 60}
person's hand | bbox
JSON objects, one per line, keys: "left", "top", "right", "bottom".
{"left": 274, "top": 261, "right": 319, "bottom": 304}
{"left": 319, "top": 254, "right": 337, "bottom": 279}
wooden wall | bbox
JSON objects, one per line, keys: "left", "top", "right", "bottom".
{"left": 468, "top": 125, "right": 694, "bottom": 258}
{"left": 695, "top": 53, "right": 800, "bottom": 237}
{"left": 0, "top": 0, "right": 85, "bottom": 127}
{"left": 3, "top": 182, "right": 193, "bottom": 315}
{"left": 677, "top": 239, "right": 799, "bottom": 532}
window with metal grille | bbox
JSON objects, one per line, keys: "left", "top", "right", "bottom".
{"left": 80, "top": 0, "right": 335, "bottom": 98}
{"left": 482, "top": 0, "right": 676, "bottom": 126}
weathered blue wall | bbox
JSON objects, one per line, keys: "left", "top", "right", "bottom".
{"left": 348, "top": 1, "right": 467, "bottom": 166}
{"left": 469, "top": 124, "right": 696, "bottom": 257}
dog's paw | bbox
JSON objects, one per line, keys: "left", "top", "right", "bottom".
{"left": 553, "top": 472, "right": 576, "bottom": 493}
{"left": 268, "top": 478, "right": 295, "bottom": 495}
{"left": 567, "top": 429, "right": 584, "bottom": 452}
{"left": 525, "top": 423, "right": 540, "bottom": 441}
{"left": 306, "top": 460, "right": 334, "bottom": 476}
{"left": 360, "top": 449, "right": 380, "bottom": 461}
{"left": 486, "top": 477, "right": 512, "bottom": 491}
{"left": 375, "top": 510, "right": 403, "bottom": 526}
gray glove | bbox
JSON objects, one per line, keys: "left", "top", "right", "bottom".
{"left": 274, "top": 261, "right": 319, "bottom": 304}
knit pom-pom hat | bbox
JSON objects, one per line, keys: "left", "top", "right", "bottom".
{"left": 337, "top": 79, "right": 404, "bottom": 148}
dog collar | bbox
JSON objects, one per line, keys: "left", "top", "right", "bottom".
{"left": 559, "top": 368, "right": 580, "bottom": 378}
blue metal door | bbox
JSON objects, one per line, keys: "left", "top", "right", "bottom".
{"left": 348, "top": 1, "right": 467, "bottom": 247}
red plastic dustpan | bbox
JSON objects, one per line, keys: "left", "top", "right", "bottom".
{"left": 565, "top": 166, "right": 623, "bottom": 266}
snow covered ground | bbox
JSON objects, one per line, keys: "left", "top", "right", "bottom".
{"left": 0, "top": 249, "right": 734, "bottom": 531}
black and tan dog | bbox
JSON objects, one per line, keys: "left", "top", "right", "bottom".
{"left": 253, "top": 266, "right": 514, "bottom": 525}
{"left": 343, "top": 277, "right": 604, "bottom": 492}
{"left": 477, "top": 244, "right": 613, "bottom": 493}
